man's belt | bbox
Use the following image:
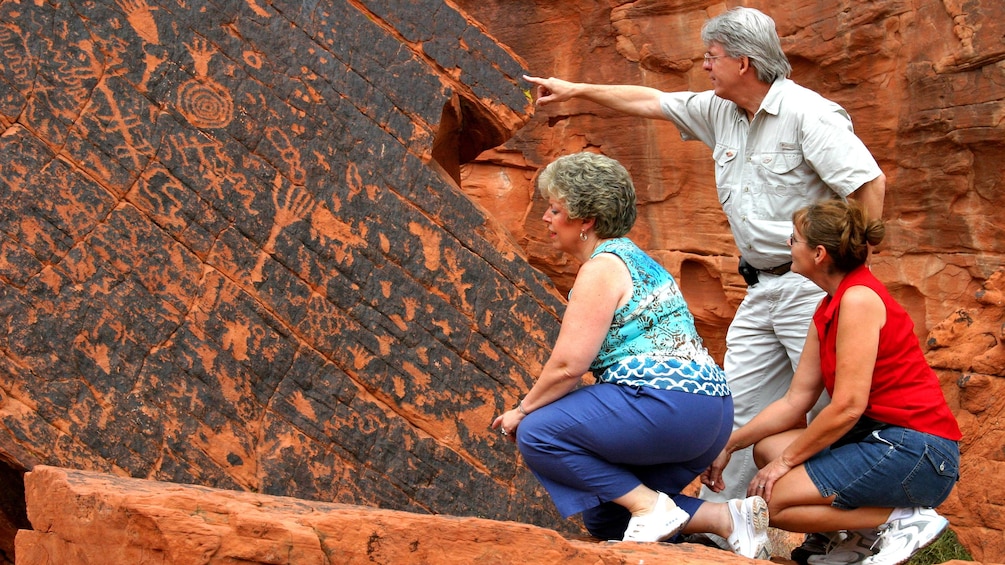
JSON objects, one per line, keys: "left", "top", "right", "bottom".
{"left": 738, "top": 257, "right": 791, "bottom": 287}
{"left": 759, "top": 262, "right": 792, "bottom": 276}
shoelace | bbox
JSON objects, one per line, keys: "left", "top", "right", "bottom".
{"left": 826, "top": 531, "right": 876, "bottom": 554}
{"left": 869, "top": 526, "right": 891, "bottom": 551}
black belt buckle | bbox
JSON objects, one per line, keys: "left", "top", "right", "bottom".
{"left": 738, "top": 256, "right": 759, "bottom": 287}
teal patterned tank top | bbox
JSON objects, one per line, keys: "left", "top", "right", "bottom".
{"left": 588, "top": 238, "right": 729, "bottom": 396}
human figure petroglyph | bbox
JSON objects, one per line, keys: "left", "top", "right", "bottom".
{"left": 35, "top": 33, "right": 153, "bottom": 173}
{"left": 177, "top": 37, "right": 233, "bottom": 129}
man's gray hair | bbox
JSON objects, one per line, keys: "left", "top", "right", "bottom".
{"left": 701, "top": 7, "right": 792, "bottom": 83}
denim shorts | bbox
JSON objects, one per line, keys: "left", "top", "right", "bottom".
{"left": 804, "top": 426, "right": 960, "bottom": 510}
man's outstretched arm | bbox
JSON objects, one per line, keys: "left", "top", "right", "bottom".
{"left": 524, "top": 75, "right": 668, "bottom": 120}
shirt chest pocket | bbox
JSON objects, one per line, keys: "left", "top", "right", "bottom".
{"left": 753, "top": 151, "right": 805, "bottom": 179}
{"left": 712, "top": 144, "right": 740, "bottom": 208}
{"left": 747, "top": 150, "right": 810, "bottom": 207}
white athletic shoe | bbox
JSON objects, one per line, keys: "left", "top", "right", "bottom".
{"left": 860, "top": 507, "right": 948, "bottom": 565}
{"left": 808, "top": 529, "right": 879, "bottom": 564}
{"left": 726, "top": 496, "right": 770, "bottom": 559}
{"left": 621, "top": 491, "right": 690, "bottom": 542}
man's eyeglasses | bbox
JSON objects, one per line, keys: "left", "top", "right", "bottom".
{"left": 703, "top": 53, "right": 725, "bottom": 63}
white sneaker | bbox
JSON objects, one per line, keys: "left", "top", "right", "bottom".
{"left": 621, "top": 491, "right": 690, "bottom": 542}
{"left": 726, "top": 496, "right": 770, "bottom": 559}
{"left": 808, "top": 529, "right": 879, "bottom": 564}
{"left": 860, "top": 508, "right": 949, "bottom": 565}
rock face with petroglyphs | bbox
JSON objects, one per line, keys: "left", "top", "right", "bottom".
{"left": 0, "top": 1, "right": 570, "bottom": 563}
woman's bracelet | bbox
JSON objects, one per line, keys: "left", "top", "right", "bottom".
{"left": 516, "top": 400, "right": 529, "bottom": 415}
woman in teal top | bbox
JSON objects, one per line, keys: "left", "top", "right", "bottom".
{"left": 492, "top": 152, "right": 767, "bottom": 558}
{"left": 591, "top": 237, "right": 730, "bottom": 397}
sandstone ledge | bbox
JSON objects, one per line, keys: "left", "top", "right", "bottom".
{"left": 15, "top": 466, "right": 779, "bottom": 565}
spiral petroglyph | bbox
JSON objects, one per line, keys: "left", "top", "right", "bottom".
{"left": 177, "top": 79, "right": 233, "bottom": 129}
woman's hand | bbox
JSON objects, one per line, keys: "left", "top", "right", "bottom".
{"left": 748, "top": 456, "right": 793, "bottom": 501}
{"left": 700, "top": 449, "right": 732, "bottom": 493}
{"left": 491, "top": 409, "right": 524, "bottom": 443}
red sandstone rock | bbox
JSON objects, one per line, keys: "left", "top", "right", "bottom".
{"left": 925, "top": 268, "right": 1005, "bottom": 561}
{"left": 17, "top": 466, "right": 770, "bottom": 565}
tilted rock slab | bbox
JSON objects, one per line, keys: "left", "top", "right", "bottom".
{"left": 0, "top": 0, "right": 571, "bottom": 562}
{"left": 17, "top": 466, "right": 760, "bottom": 565}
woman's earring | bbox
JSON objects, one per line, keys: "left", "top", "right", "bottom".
{"left": 579, "top": 231, "right": 588, "bottom": 241}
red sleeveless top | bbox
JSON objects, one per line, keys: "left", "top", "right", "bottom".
{"left": 814, "top": 266, "right": 962, "bottom": 441}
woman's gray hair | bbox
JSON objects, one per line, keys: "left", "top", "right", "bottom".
{"left": 537, "top": 152, "right": 637, "bottom": 239}
{"left": 701, "top": 7, "right": 792, "bottom": 83}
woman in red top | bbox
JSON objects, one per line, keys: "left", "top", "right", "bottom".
{"left": 701, "top": 200, "right": 961, "bottom": 565}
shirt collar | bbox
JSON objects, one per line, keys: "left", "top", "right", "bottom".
{"left": 728, "top": 77, "right": 789, "bottom": 122}
{"left": 758, "top": 78, "right": 790, "bottom": 117}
